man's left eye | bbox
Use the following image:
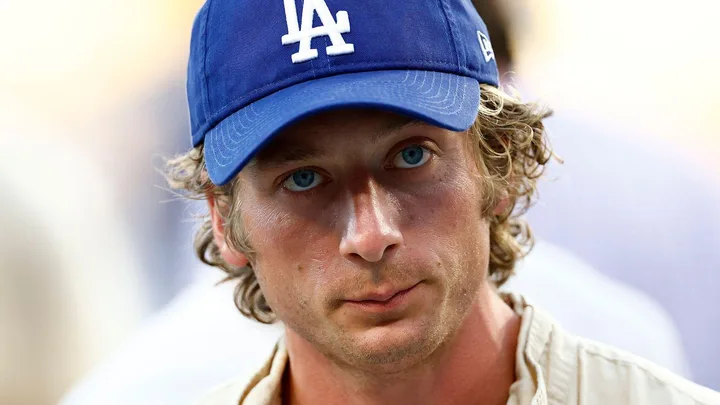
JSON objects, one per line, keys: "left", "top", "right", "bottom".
{"left": 392, "top": 145, "right": 431, "bottom": 168}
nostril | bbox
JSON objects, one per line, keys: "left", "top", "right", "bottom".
{"left": 340, "top": 231, "right": 403, "bottom": 263}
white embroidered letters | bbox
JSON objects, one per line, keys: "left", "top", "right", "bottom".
{"left": 282, "top": 0, "right": 355, "bottom": 63}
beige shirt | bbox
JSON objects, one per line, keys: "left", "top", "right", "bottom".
{"left": 201, "top": 294, "right": 720, "bottom": 405}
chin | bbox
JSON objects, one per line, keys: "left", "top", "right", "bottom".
{"left": 339, "top": 315, "right": 446, "bottom": 371}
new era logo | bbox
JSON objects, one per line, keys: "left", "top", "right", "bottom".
{"left": 477, "top": 31, "right": 495, "bottom": 63}
{"left": 282, "top": 0, "right": 355, "bottom": 64}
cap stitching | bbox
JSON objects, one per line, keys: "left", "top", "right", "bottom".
{"left": 206, "top": 73, "right": 471, "bottom": 169}
{"left": 436, "top": 0, "right": 461, "bottom": 67}
{"left": 202, "top": 0, "right": 215, "bottom": 118}
{"left": 196, "top": 59, "right": 468, "bottom": 138}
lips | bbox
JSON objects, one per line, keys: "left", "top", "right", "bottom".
{"left": 347, "top": 282, "right": 420, "bottom": 303}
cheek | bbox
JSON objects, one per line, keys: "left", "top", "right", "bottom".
{"left": 241, "top": 199, "right": 336, "bottom": 313}
{"left": 438, "top": 156, "right": 488, "bottom": 239}
{"left": 400, "top": 164, "right": 490, "bottom": 283}
{"left": 406, "top": 164, "right": 485, "bottom": 239}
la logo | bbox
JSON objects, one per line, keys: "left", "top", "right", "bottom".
{"left": 282, "top": 0, "right": 355, "bottom": 63}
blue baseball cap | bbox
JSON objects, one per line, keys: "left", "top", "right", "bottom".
{"left": 187, "top": 0, "right": 499, "bottom": 185}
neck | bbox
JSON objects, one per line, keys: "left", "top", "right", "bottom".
{"left": 283, "top": 286, "right": 520, "bottom": 405}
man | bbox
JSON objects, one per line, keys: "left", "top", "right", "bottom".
{"left": 59, "top": 2, "right": 693, "bottom": 404}
{"left": 163, "top": 0, "right": 718, "bottom": 404}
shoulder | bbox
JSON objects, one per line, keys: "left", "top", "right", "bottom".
{"left": 505, "top": 241, "right": 689, "bottom": 375}
{"left": 541, "top": 313, "right": 719, "bottom": 405}
{"left": 576, "top": 338, "right": 718, "bottom": 404}
{"left": 200, "top": 338, "right": 287, "bottom": 405}
{"left": 200, "top": 378, "right": 253, "bottom": 405}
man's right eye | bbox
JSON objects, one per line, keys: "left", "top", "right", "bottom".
{"left": 282, "top": 169, "right": 324, "bottom": 191}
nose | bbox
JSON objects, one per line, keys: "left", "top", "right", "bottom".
{"left": 339, "top": 181, "right": 403, "bottom": 263}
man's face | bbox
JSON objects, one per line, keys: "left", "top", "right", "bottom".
{"left": 235, "top": 109, "right": 492, "bottom": 371}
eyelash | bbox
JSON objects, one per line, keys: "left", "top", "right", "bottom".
{"left": 278, "top": 166, "right": 328, "bottom": 192}
{"left": 278, "top": 139, "right": 439, "bottom": 193}
{"left": 384, "top": 141, "right": 438, "bottom": 170}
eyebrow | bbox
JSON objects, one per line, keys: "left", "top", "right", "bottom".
{"left": 248, "top": 117, "right": 422, "bottom": 170}
{"left": 372, "top": 116, "right": 420, "bottom": 143}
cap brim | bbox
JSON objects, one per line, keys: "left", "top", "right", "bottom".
{"left": 204, "top": 70, "right": 481, "bottom": 185}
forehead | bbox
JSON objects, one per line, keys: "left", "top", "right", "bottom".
{"left": 250, "top": 109, "right": 423, "bottom": 166}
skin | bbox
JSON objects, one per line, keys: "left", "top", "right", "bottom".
{"left": 209, "top": 109, "right": 520, "bottom": 405}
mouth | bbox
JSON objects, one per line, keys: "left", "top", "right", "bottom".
{"left": 343, "top": 282, "right": 422, "bottom": 313}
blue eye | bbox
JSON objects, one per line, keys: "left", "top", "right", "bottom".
{"left": 392, "top": 145, "right": 431, "bottom": 168}
{"left": 283, "top": 169, "right": 324, "bottom": 191}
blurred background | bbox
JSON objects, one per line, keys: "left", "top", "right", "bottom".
{"left": 0, "top": 0, "right": 718, "bottom": 404}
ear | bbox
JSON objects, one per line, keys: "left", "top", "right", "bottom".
{"left": 207, "top": 193, "right": 249, "bottom": 268}
{"left": 492, "top": 195, "right": 510, "bottom": 216}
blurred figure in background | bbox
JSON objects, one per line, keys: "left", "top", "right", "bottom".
{"left": 0, "top": 0, "right": 203, "bottom": 311}
{"left": 0, "top": 105, "right": 148, "bottom": 404}
{"left": 472, "top": 0, "right": 720, "bottom": 388}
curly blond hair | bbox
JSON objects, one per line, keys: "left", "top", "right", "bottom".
{"left": 165, "top": 84, "right": 553, "bottom": 324}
